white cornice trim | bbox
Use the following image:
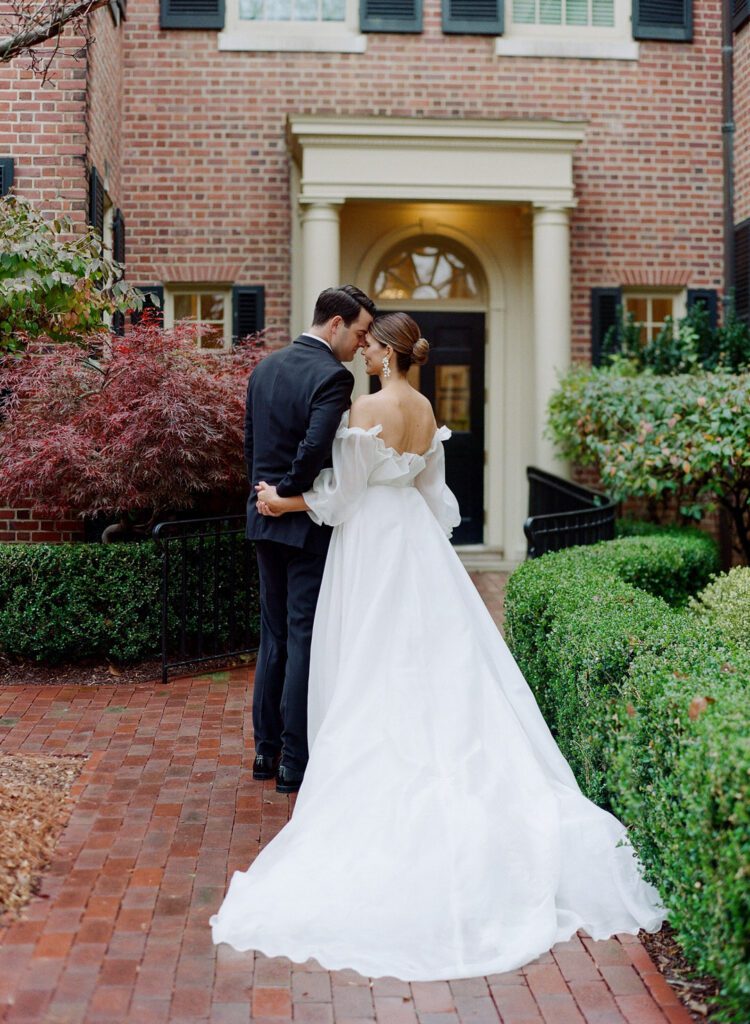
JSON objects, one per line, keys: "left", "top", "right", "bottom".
{"left": 288, "top": 116, "right": 588, "bottom": 152}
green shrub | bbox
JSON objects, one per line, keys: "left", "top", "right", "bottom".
{"left": 0, "top": 543, "right": 162, "bottom": 663}
{"left": 614, "top": 639, "right": 750, "bottom": 1022}
{"left": 505, "top": 530, "right": 749, "bottom": 1021}
{"left": 547, "top": 367, "right": 750, "bottom": 561}
{"left": 0, "top": 537, "right": 260, "bottom": 664}
{"left": 690, "top": 566, "right": 750, "bottom": 656}
{"left": 505, "top": 533, "right": 717, "bottom": 803}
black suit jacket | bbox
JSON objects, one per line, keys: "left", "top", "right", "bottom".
{"left": 244, "top": 335, "right": 354, "bottom": 553}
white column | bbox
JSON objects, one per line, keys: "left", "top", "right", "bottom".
{"left": 300, "top": 201, "right": 342, "bottom": 322}
{"left": 532, "top": 204, "right": 572, "bottom": 476}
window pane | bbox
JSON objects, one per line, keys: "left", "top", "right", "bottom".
{"left": 321, "top": 0, "right": 345, "bottom": 18}
{"left": 652, "top": 298, "right": 673, "bottom": 324}
{"left": 436, "top": 365, "right": 471, "bottom": 433}
{"left": 174, "top": 294, "right": 198, "bottom": 320}
{"left": 295, "top": 0, "right": 318, "bottom": 18}
{"left": 539, "top": 0, "right": 562, "bottom": 24}
{"left": 514, "top": 0, "right": 536, "bottom": 22}
{"left": 412, "top": 249, "right": 438, "bottom": 284}
{"left": 625, "top": 297, "right": 648, "bottom": 323}
{"left": 239, "top": 0, "right": 263, "bottom": 17}
{"left": 203, "top": 293, "right": 226, "bottom": 321}
{"left": 265, "top": 0, "right": 292, "bottom": 19}
{"left": 199, "top": 325, "right": 225, "bottom": 350}
{"left": 566, "top": 0, "right": 588, "bottom": 25}
{"left": 592, "top": 0, "right": 614, "bottom": 25}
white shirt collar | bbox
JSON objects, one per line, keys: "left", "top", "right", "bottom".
{"left": 301, "top": 331, "right": 332, "bottom": 351}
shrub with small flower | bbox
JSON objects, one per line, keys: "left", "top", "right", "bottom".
{"left": 547, "top": 368, "right": 750, "bottom": 562}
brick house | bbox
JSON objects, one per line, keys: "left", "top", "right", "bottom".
{"left": 1, "top": 0, "right": 747, "bottom": 561}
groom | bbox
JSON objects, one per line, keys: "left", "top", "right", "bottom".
{"left": 245, "top": 285, "right": 376, "bottom": 793}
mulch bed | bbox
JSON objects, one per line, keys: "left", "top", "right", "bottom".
{"left": 0, "top": 653, "right": 255, "bottom": 688}
{"left": 0, "top": 657, "right": 164, "bottom": 688}
{"left": 641, "top": 926, "right": 721, "bottom": 1022}
{"left": 0, "top": 752, "right": 86, "bottom": 921}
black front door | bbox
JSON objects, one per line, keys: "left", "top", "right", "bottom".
{"left": 372, "top": 311, "right": 485, "bottom": 544}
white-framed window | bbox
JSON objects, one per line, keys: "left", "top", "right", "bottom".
{"left": 622, "top": 289, "right": 687, "bottom": 344}
{"left": 219, "top": 0, "right": 365, "bottom": 52}
{"left": 165, "top": 287, "right": 233, "bottom": 350}
{"left": 496, "top": 0, "right": 637, "bottom": 59}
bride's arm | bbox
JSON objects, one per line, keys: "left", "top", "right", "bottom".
{"left": 255, "top": 482, "right": 307, "bottom": 516}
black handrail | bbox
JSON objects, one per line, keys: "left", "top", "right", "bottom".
{"left": 524, "top": 466, "right": 616, "bottom": 559}
{"left": 152, "top": 515, "right": 259, "bottom": 684}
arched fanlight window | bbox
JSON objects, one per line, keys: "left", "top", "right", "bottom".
{"left": 373, "top": 238, "right": 482, "bottom": 302}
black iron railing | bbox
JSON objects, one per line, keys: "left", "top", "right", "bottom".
{"left": 152, "top": 515, "right": 259, "bottom": 684}
{"left": 524, "top": 466, "right": 616, "bottom": 559}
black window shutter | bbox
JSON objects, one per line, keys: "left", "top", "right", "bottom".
{"left": 232, "top": 286, "right": 265, "bottom": 342}
{"left": 112, "top": 209, "right": 125, "bottom": 266}
{"left": 442, "top": 0, "right": 503, "bottom": 34}
{"left": 0, "top": 157, "right": 14, "bottom": 197}
{"left": 89, "top": 166, "right": 105, "bottom": 235}
{"left": 734, "top": 0, "right": 750, "bottom": 32}
{"left": 131, "top": 286, "right": 164, "bottom": 328}
{"left": 360, "top": 0, "right": 422, "bottom": 33}
{"left": 160, "top": 0, "right": 224, "bottom": 29}
{"left": 591, "top": 287, "right": 622, "bottom": 366}
{"left": 687, "top": 288, "right": 718, "bottom": 330}
{"left": 734, "top": 220, "right": 750, "bottom": 326}
{"left": 633, "top": 0, "right": 692, "bottom": 41}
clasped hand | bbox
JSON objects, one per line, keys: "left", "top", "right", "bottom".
{"left": 255, "top": 482, "right": 285, "bottom": 517}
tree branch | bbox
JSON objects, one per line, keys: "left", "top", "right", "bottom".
{"left": 0, "top": 0, "right": 109, "bottom": 63}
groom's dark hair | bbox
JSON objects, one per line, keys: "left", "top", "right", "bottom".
{"left": 312, "top": 285, "right": 376, "bottom": 326}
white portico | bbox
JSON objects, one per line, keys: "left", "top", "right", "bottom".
{"left": 287, "top": 116, "right": 586, "bottom": 564}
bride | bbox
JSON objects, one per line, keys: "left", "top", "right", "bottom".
{"left": 209, "top": 312, "right": 664, "bottom": 981}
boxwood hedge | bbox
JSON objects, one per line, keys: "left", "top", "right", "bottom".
{"left": 0, "top": 538, "right": 260, "bottom": 665}
{"left": 505, "top": 529, "right": 749, "bottom": 1021}
{"left": 0, "top": 542, "right": 162, "bottom": 663}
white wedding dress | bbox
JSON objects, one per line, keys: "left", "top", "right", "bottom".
{"left": 210, "top": 413, "right": 665, "bottom": 980}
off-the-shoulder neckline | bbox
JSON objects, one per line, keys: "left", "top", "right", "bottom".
{"left": 337, "top": 412, "right": 451, "bottom": 459}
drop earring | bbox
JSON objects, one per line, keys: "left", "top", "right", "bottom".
{"left": 382, "top": 353, "right": 391, "bottom": 379}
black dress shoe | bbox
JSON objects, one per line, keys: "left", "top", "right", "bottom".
{"left": 253, "top": 753, "right": 280, "bottom": 780}
{"left": 276, "top": 764, "right": 304, "bottom": 794}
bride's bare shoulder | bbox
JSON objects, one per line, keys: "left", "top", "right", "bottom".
{"left": 349, "top": 394, "right": 381, "bottom": 430}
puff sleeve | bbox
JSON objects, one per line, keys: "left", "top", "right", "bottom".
{"left": 304, "top": 419, "right": 388, "bottom": 528}
{"left": 414, "top": 427, "right": 462, "bottom": 538}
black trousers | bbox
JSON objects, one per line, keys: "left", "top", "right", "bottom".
{"left": 252, "top": 539, "right": 327, "bottom": 774}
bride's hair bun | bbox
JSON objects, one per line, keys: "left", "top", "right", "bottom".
{"left": 411, "top": 337, "right": 430, "bottom": 366}
{"left": 370, "top": 312, "right": 431, "bottom": 373}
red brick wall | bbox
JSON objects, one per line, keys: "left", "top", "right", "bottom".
{"left": 735, "top": 21, "right": 750, "bottom": 225}
{"left": 121, "top": 0, "right": 725, "bottom": 352}
{"left": 87, "top": 3, "right": 125, "bottom": 210}
{"left": 0, "top": 5, "right": 121, "bottom": 543}
{"left": 0, "top": 21, "right": 89, "bottom": 223}
{"left": 0, "top": 508, "right": 84, "bottom": 544}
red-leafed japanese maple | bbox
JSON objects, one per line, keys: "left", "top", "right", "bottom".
{"left": 0, "top": 318, "right": 267, "bottom": 525}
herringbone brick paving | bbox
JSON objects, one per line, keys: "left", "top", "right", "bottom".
{"left": 0, "top": 573, "right": 691, "bottom": 1023}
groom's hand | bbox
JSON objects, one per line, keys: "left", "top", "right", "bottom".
{"left": 255, "top": 482, "right": 284, "bottom": 516}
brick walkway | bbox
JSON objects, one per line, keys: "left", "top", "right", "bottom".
{"left": 0, "top": 573, "right": 690, "bottom": 1024}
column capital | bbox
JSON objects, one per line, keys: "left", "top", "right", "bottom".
{"left": 299, "top": 198, "right": 345, "bottom": 211}
{"left": 531, "top": 202, "right": 575, "bottom": 222}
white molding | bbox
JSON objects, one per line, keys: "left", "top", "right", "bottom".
{"left": 495, "top": 37, "right": 638, "bottom": 60}
{"left": 218, "top": 29, "right": 366, "bottom": 52}
{"left": 288, "top": 116, "right": 586, "bottom": 208}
